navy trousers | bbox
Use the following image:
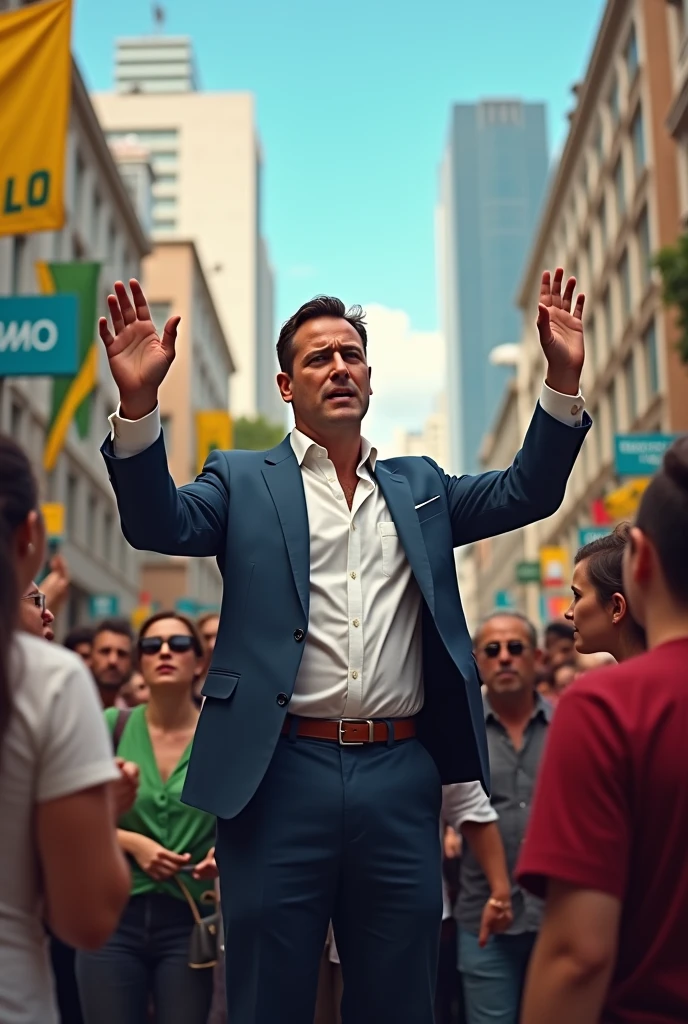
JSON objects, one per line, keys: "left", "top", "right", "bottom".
{"left": 215, "top": 731, "right": 443, "bottom": 1024}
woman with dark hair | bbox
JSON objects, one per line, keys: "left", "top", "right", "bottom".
{"left": 77, "top": 610, "right": 218, "bottom": 1024}
{"left": 565, "top": 523, "right": 646, "bottom": 663}
{"left": 0, "top": 434, "right": 130, "bottom": 1024}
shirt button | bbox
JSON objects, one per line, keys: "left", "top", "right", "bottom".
{"left": 351, "top": 671, "right": 358, "bottom": 679}
{"left": 519, "top": 801, "right": 526, "bottom": 809}
{"left": 276, "top": 692, "right": 289, "bottom": 706}
{"left": 350, "top": 571, "right": 357, "bottom": 579}
{"left": 352, "top": 618, "right": 360, "bottom": 627}
{"left": 336, "top": 493, "right": 343, "bottom": 500}
{"left": 293, "top": 628, "right": 305, "bottom": 642}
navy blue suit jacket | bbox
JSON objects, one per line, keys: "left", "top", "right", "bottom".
{"left": 102, "top": 403, "right": 589, "bottom": 819}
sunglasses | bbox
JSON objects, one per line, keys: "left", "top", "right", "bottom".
{"left": 482, "top": 640, "right": 529, "bottom": 659}
{"left": 22, "top": 591, "right": 46, "bottom": 613}
{"left": 139, "top": 635, "right": 200, "bottom": 656}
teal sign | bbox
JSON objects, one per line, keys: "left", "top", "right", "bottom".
{"left": 614, "top": 434, "right": 679, "bottom": 476}
{"left": 175, "top": 597, "right": 199, "bottom": 616}
{"left": 0, "top": 295, "right": 78, "bottom": 376}
{"left": 90, "top": 594, "right": 120, "bottom": 619}
{"left": 578, "top": 527, "right": 612, "bottom": 548}
{"left": 494, "top": 590, "right": 514, "bottom": 609}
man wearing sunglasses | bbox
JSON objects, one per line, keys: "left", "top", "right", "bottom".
{"left": 20, "top": 583, "right": 55, "bottom": 641}
{"left": 458, "top": 612, "right": 551, "bottom": 1024}
{"left": 99, "top": 269, "right": 589, "bottom": 1024}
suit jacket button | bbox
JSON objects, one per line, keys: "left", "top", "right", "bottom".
{"left": 293, "top": 628, "right": 305, "bottom": 642}
{"left": 276, "top": 693, "right": 289, "bottom": 706}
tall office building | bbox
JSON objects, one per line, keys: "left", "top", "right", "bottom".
{"left": 437, "top": 100, "right": 549, "bottom": 474}
{"left": 94, "top": 37, "right": 282, "bottom": 423}
{"left": 115, "top": 36, "right": 198, "bottom": 94}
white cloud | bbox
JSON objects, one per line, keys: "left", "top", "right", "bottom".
{"left": 360, "top": 304, "right": 445, "bottom": 458}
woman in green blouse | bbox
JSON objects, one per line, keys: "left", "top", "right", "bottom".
{"left": 76, "top": 611, "right": 217, "bottom": 1024}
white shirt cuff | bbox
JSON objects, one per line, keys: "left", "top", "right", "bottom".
{"left": 108, "top": 403, "right": 161, "bottom": 459}
{"left": 441, "top": 781, "right": 498, "bottom": 831}
{"left": 539, "top": 381, "right": 585, "bottom": 427}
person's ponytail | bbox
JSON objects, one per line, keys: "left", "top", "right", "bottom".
{"left": 0, "top": 435, "right": 39, "bottom": 748}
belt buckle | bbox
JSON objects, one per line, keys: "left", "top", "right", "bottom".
{"left": 338, "top": 719, "right": 374, "bottom": 745}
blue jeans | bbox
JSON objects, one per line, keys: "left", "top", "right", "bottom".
{"left": 76, "top": 893, "right": 214, "bottom": 1024}
{"left": 458, "top": 929, "right": 536, "bottom": 1024}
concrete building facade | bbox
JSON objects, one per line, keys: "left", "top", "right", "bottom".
{"left": 138, "top": 240, "right": 234, "bottom": 612}
{"left": 94, "top": 39, "right": 280, "bottom": 425}
{"left": 437, "top": 100, "right": 549, "bottom": 475}
{"left": 0, "top": 60, "right": 149, "bottom": 628}
{"left": 469, "top": 0, "right": 688, "bottom": 627}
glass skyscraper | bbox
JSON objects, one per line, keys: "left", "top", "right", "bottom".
{"left": 438, "top": 100, "right": 549, "bottom": 474}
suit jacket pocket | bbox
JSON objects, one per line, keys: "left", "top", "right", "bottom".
{"left": 201, "top": 670, "right": 240, "bottom": 700}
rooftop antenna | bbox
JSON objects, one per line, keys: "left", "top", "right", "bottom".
{"left": 152, "top": 4, "right": 165, "bottom": 32}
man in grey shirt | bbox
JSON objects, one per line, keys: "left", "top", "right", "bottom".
{"left": 456, "top": 612, "right": 552, "bottom": 1024}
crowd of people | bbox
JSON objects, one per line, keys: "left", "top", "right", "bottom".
{"left": 3, "top": 423, "right": 688, "bottom": 1024}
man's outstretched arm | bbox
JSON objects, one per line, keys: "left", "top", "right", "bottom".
{"left": 99, "top": 279, "right": 229, "bottom": 557}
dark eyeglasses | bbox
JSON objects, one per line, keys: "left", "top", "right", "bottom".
{"left": 22, "top": 591, "right": 46, "bottom": 613}
{"left": 139, "top": 635, "right": 199, "bottom": 656}
{"left": 482, "top": 640, "right": 529, "bottom": 659}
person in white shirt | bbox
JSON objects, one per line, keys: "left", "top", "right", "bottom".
{"left": 0, "top": 434, "right": 131, "bottom": 1024}
{"left": 98, "top": 270, "right": 590, "bottom": 1024}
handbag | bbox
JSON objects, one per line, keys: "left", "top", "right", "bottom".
{"left": 175, "top": 875, "right": 221, "bottom": 969}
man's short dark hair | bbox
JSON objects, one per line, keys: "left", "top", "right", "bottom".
{"left": 92, "top": 618, "right": 133, "bottom": 645}
{"left": 63, "top": 625, "right": 95, "bottom": 651}
{"left": 276, "top": 296, "right": 368, "bottom": 374}
{"left": 544, "top": 621, "right": 575, "bottom": 644}
{"left": 635, "top": 435, "right": 688, "bottom": 606}
{"left": 473, "top": 611, "right": 538, "bottom": 649}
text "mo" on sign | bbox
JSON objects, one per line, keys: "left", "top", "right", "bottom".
{"left": 0, "top": 295, "right": 78, "bottom": 376}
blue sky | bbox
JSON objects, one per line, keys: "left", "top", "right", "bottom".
{"left": 74, "top": 0, "right": 605, "bottom": 333}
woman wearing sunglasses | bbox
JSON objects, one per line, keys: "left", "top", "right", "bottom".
{"left": 76, "top": 611, "right": 218, "bottom": 1024}
{"left": 566, "top": 524, "right": 646, "bottom": 665}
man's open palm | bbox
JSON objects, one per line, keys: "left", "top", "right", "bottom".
{"left": 99, "top": 280, "right": 180, "bottom": 413}
{"left": 536, "top": 268, "right": 585, "bottom": 390}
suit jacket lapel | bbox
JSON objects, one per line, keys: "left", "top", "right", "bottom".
{"left": 375, "top": 465, "right": 435, "bottom": 614}
{"left": 262, "top": 438, "right": 310, "bottom": 620}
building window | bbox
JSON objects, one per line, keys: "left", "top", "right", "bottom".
{"left": 604, "top": 287, "right": 614, "bottom": 350}
{"left": 86, "top": 491, "right": 97, "bottom": 551}
{"left": 625, "top": 25, "right": 639, "bottom": 80}
{"left": 155, "top": 173, "right": 177, "bottom": 185}
{"left": 66, "top": 472, "right": 78, "bottom": 538}
{"left": 643, "top": 319, "right": 659, "bottom": 395}
{"left": 153, "top": 219, "right": 177, "bottom": 233}
{"left": 10, "top": 400, "right": 23, "bottom": 441}
{"left": 619, "top": 249, "right": 632, "bottom": 318}
{"left": 149, "top": 302, "right": 171, "bottom": 332}
{"left": 11, "top": 235, "right": 26, "bottom": 293}
{"left": 599, "top": 196, "right": 608, "bottom": 249}
{"left": 587, "top": 314, "right": 597, "bottom": 370}
{"left": 609, "top": 75, "right": 620, "bottom": 124}
{"left": 104, "top": 510, "right": 113, "bottom": 565}
{"left": 614, "top": 159, "right": 626, "bottom": 221}
{"left": 637, "top": 207, "right": 652, "bottom": 288}
{"left": 625, "top": 352, "right": 637, "bottom": 423}
{"left": 595, "top": 120, "right": 605, "bottom": 167}
{"left": 631, "top": 107, "right": 646, "bottom": 176}
{"left": 609, "top": 380, "right": 619, "bottom": 435}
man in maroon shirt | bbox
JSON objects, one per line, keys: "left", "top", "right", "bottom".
{"left": 516, "top": 435, "right": 688, "bottom": 1024}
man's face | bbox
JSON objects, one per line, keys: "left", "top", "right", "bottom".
{"left": 277, "top": 317, "right": 372, "bottom": 437}
{"left": 546, "top": 635, "right": 576, "bottom": 670}
{"left": 19, "top": 583, "right": 54, "bottom": 641}
{"left": 200, "top": 615, "right": 219, "bottom": 653}
{"left": 91, "top": 630, "right": 133, "bottom": 692}
{"left": 475, "top": 616, "right": 539, "bottom": 698}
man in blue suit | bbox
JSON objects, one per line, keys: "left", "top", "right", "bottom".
{"left": 100, "top": 269, "right": 590, "bottom": 1024}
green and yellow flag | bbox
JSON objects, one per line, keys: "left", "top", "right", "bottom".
{"left": 36, "top": 261, "right": 101, "bottom": 471}
{"left": 0, "top": 0, "right": 72, "bottom": 237}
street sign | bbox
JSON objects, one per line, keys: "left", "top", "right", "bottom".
{"left": 89, "top": 594, "right": 120, "bottom": 619}
{"left": 540, "top": 593, "right": 571, "bottom": 624}
{"left": 578, "top": 526, "right": 612, "bottom": 548}
{"left": 41, "top": 502, "right": 64, "bottom": 542}
{"left": 0, "top": 295, "right": 78, "bottom": 376}
{"left": 540, "top": 546, "right": 568, "bottom": 587}
{"left": 175, "top": 597, "right": 199, "bottom": 616}
{"left": 515, "top": 561, "right": 540, "bottom": 584}
{"left": 494, "top": 590, "right": 514, "bottom": 609}
{"left": 603, "top": 478, "right": 650, "bottom": 520}
{"left": 614, "top": 434, "right": 679, "bottom": 476}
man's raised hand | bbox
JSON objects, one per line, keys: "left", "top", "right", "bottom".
{"left": 536, "top": 268, "right": 585, "bottom": 397}
{"left": 99, "top": 279, "right": 180, "bottom": 420}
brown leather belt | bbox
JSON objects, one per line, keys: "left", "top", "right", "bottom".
{"left": 281, "top": 715, "right": 416, "bottom": 745}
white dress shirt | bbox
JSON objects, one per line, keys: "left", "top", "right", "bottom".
{"left": 108, "top": 382, "right": 584, "bottom": 719}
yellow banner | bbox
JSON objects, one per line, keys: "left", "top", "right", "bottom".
{"left": 603, "top": 478, "right": 650, "bottom": 521}
{"left": 196, "top": 410, "right": 233, "bottom": 474}
{"left": 0, "top": 0, "right": 72, "bottom": 237}
{"left": 539, "top": 545, "right": 568, "bottom": 587}
{"left": 41, "top": 502, "right": 65, "bottom": 540}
